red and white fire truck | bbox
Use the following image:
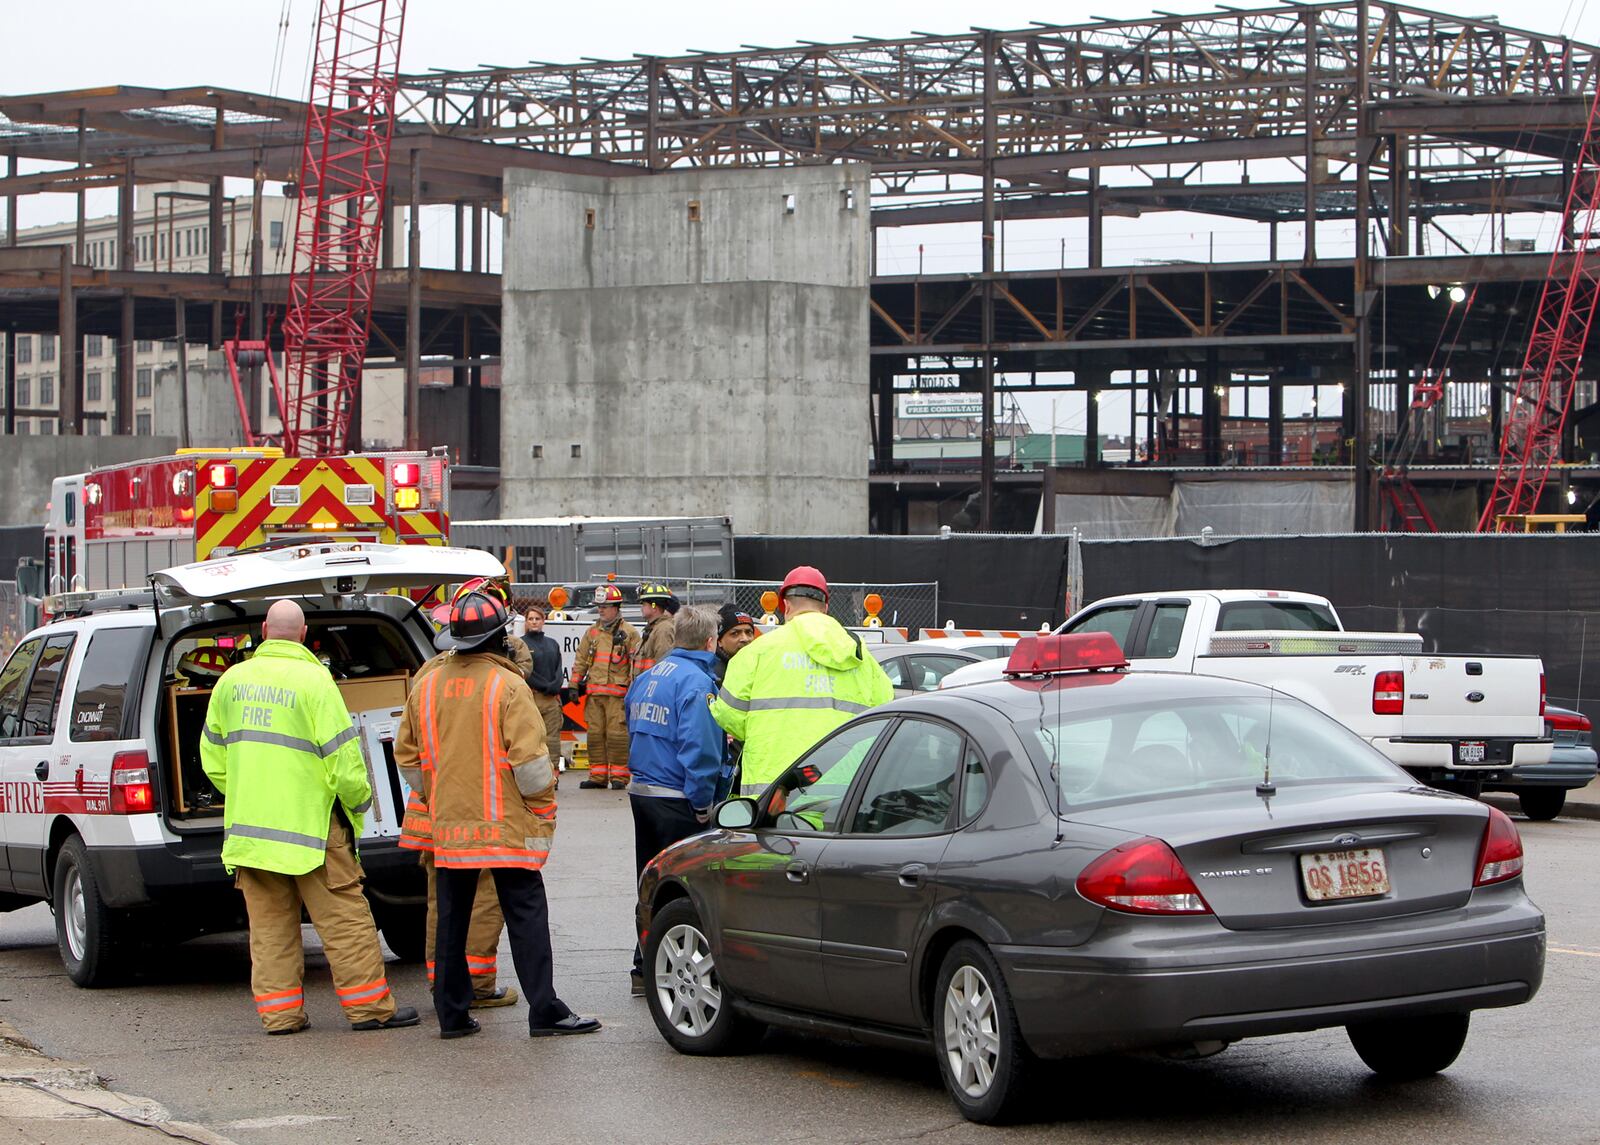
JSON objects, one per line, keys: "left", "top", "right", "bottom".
{"left": 44, "top": 448, "right": 449, "bottom": 593}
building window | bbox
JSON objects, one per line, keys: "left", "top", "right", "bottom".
{"left": 40, "top": 337, "right": 55, "bottom": 363}
{"left": 135, "top": 412, "right": 151, "bottom": 436}
{"left": 15, "top": 337, "right": 30, "bottom": 365}
{"left": 17, "top": 378, "right": 29, "bottom": 407}
{"left": 16, "top": 421, "right": 29, "bottom": 435}
{"left": 38, "top": 419, "right": 54, "bottom": 436}
{"left": 202, "top": 229, "right": 209, "bottom": 255}
{"left": 158, "top": 233, "right": 166, "bottom": 261}
{"left": 86, "top": 372, "right": 102, "bottom": 402}
{"left": 39, "top": 376, "right": 53, "bottom": 407}
{"left": 136, "top": 340, "right": 153, "bottom": 353}
{"left": 86, "top": 419, "right": 101, "bottom": 436}
{"left": 86, "top": 335, "right": 103, "bottom": 358}
{"left": 136, "top": 368, "right": 152, "bottom": 398}
{"left": 270, "top": 220, "right": 284, "bottom": 250}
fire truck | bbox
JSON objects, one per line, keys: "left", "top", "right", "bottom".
{"left": 44, "top": 448, "right": 449, "bottom": 593}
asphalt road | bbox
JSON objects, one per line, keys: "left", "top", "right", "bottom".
{"left": 0, "top": 792, "right": 1595, "bottom": 1145}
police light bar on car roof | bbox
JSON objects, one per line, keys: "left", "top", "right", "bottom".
{"left": 1003, "top": 633, "right": 1128, "bottom": 676}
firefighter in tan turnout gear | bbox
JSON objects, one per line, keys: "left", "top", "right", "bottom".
{"left": 632, "top": 584, "right": 679, "bottom": 675}
{"left": 396, "top": 587, "right": 600, "bottom": 1040}
{"left": 201, "top": 599, "right": 421, "bottom": 1035}
{"left": 572, "top": 584, "right": 639, "bottom": 789}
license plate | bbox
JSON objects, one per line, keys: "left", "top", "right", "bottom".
{"left": 1458, "top": 741, "right": 1486, "bottom": 764}
{"left": 1299, "top": 848, "right": 1390, "bottom": 902}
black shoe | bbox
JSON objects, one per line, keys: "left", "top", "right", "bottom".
{"left": 440, "top": 1017, "right": 481, "bottom": 1040}
{"left": 609, "top": 781, "right": 628, "bottom": 790}
{"left": 351, "top": 1005, "right": 420, "bottom": 1031}
{"left": 530, "top": 1014, "right": 602, "bottom": 1037}
{"left": 267, "top": 1017, "right": 310, "bottom": 1036}
{"left": 630, "top": 971, "right": 645, "bottom": 998}
{"left": 578, "top": 779, "right": 606, "bottom": 789}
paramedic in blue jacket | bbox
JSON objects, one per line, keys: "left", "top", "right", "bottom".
{"left": 623, "top": 604, "right": 723, "bottom": 996}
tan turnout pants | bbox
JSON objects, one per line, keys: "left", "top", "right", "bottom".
{"left": 585, "top": 694, "right": 630, "bottom": 784}
{"left": 534, "top": 692, "right": 563, "bottom": 780}
{"left": 422, "top": 852, "right": 504, "bottom": 997}
{"left": 236, "top": 813, "right": 396, "bottom": 1032}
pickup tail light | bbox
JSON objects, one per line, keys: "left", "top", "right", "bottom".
{"left": 1076, "top": 837, "right": 1212, "bottom": 915}
{"left": 109, "top": 750, "right": 154, "bottom": 815}
{"left": 1372, "top": 670, "right": 1405, "bottom": 716}
{"left": 1474, "top": 806, "right": 1525, "bottom": 886}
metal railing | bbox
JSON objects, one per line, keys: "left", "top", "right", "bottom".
{"left": 510, "top": 577, "right": 940, "bottom": 631}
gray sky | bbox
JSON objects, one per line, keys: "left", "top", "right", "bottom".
{"left": 4, "top": 0, "right": 1595, "bottom": 438}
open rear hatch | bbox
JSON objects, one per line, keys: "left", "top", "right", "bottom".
{"left": 151, "top": 542, "right": 504, "bottom": 606}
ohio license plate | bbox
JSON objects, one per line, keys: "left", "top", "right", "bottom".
{"left": 1299, "top": 848, "right": 1390, "bottom": 902}
{"left": 1458, "top": 741, "right": 1487, "bottom": 764}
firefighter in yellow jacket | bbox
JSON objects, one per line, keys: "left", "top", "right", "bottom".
{"left": 572, "top": 584, "right": 639, "bottom": 789}
{"left": 396, "top": 587, "right": 601, "bottom": 1040}
{"left": 201, "top": 600, "right": 420, "bottom": 1035}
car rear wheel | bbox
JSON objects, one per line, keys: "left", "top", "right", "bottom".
{"left": 1347, "top": 1012, "right": 1470, "bottom": 1079}
{"left": 53, "top": 836, "right": 130, "bottom": 988}
{"left": 1516, "top": 788, "right": 1566, "bottom": 821}
{"left": 933, "top": 940, "right": 1033, "bottom": 1124}
{"left": 375, "top": 902, "right": 427, "bottom": 963}
{"left": 643, "top": 897, "right": 762, "bottom": 1055}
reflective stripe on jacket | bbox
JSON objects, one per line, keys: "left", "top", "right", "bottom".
{"left": 710, "top": 612, "right": 894, "bottom": 792}
{"left": 633, "top": 615, "right": 676, "bottom": 676}
{"left": 395, "top": 650, "right": 556, "bottom": 870}
{"left": 199, "top": 640, "right": 370, "bottom": 876}
{"left": 573, "top": 619, "right": 639, "bottom": 697}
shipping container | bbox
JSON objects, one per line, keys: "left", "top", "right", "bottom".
{"left": 449, "top": 516, "right": 735, "bottom": 584}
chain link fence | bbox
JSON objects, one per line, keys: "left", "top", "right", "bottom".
{"left": 509, "top": 577, "right": 940, "bottom": 631}
{"left": 0, "top": 583, "right": 34, "bottom": 659}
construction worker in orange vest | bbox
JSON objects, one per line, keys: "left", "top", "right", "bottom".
{"left": 396, "top": 587, "right": 600, "bottom": 1040}
{"left": 571, "top": 584, "right": 639, "bottom": 789}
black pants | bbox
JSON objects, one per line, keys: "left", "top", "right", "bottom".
{"left": 630, "top": 794, "right": 703, "bottom": 974}
{"left": 434, "top": 865, "right": 571, "bottom": 1033}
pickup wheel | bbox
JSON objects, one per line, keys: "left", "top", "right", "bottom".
{"left": 53, "top": 836, "right": 131, "bottom": 988}
{"left": 1347, "top": 1012, "right": 1469, "bottom": 1079}
{"left": 1516, "top": 788, "right": 1565, "bottom": 821}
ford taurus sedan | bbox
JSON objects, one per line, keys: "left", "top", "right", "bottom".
{"left": 635, "top": 634, "right": 1545, "bottom": 1124}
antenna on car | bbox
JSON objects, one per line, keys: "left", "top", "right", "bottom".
{"left": 1256, "top": 686, "right": 1277, "bottom": 801}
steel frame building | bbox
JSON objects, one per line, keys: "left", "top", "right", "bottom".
{"left": 2, "top": 2, "right": 1597, "bottom": 528}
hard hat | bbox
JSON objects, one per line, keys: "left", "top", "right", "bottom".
{"left": 435, "top": 588, "right": 511, "bottom": 653}
{"left": 178, "top": 647, "right": 231, "bottom": 681}
{"left": 594, "top": 584, "right": 625, "bottom": 607}
{"left": 779, "top": 565, "right": 829, "bottom": 603}
{"left": 455, "top": 576, "right": 511, "bottom": 606}
{"left": 638, "top": 583, "right": 679, "bottom": 613}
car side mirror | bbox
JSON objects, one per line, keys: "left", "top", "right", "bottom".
{"left": 713, "top": 797, "right": 758, "bottom": 829}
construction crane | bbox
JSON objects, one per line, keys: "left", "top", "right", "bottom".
{"left": 1477, "top": 80, "right": 1600, "bottom": 531}
{"left": 225, "top": 0, "right": 407, "bottom": 456}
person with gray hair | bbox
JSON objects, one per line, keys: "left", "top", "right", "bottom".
{"left": 621, "top": 604, "right": 723, "bottom": 995}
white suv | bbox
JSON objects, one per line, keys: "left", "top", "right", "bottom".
{"left": 0, "top": 542, "right": 503, "bottom": 986}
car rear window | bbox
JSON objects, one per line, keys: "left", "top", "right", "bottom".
{"left": 1215, "top": 601, "right": 1338, "bottom": 631}
{"left": 71, "top": 627, "right": 152, "bottom": 742}
{"left": 1025, "top": 694, "right": 1401, "bottom": 805}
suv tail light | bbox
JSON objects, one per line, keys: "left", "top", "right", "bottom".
{"left": 1474, "top": 806, "right": 1525, "bottom": 886}
{"left": 1076, "top": 837, "right": 1211, "bottom": 914}
{"left": 109, "top": 750, "right": 154, "bottom": 814}
{"left": 1372, "top": 670, "right": 1405, "bottom": 715}
{"left": 1539, "top": 672, "right": 1546, "bottom": 717}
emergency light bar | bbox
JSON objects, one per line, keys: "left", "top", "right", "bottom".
{"left": 1004, "top": 633, "right": 1128, "bottom": 676}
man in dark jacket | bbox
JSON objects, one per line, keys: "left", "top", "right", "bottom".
{"left": 623, "top": 604, "right": 722, "bottom": 996}
{"left": 711, "top": 604, "right": 757, "bottom": 687}
{"left": 523, "top": 601, "right": 566, "bottom": 784}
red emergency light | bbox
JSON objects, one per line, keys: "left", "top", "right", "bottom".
{"left": 1004, "top": 633, "right": 1128, "bottom": 676}
{"left": 392, "top": 462, "right": 420, "bottom": 487}
{"left": 208, "top": 463, "right": 237, "bottom": 489}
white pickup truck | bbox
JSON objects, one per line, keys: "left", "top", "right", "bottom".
{"left": 942, "top": 589, "right": 1550, "bottom": 792}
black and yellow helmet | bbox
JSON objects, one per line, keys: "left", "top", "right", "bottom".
{"left": 638, "top": 583, "right": 679, "bottom": 613}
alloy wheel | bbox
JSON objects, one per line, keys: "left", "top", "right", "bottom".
{"left": 943, "top": 964, "right": 1001, "bottom": 1098}
{"left": 64, "top": 866, "right": 87, "bottom": 962}
{"left": 654, "top": 922, "right": 722, "bottom": 1038}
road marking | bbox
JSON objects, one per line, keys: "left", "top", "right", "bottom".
{"left": 1549, "top": 946, "right": 1600, "bottom": 958}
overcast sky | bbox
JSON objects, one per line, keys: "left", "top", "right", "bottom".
{"left": 5, "top": 0, "right": 1595, "bottom": 438}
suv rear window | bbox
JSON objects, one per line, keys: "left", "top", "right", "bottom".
{"left": 71, "top": 627, "right": 152, "bottom": 742}
{"left": 1215, "top": 601, "right": 1338, "bottom": 632}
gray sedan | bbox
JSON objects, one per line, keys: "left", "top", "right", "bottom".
{"left": 635, "top": 645, "right": 1545, "bottom": 1124}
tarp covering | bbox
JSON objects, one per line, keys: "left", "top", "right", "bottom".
{"left": 1053, "top": 494, "right": 1173, "bottom": 539}
{"left": 1172, "top": 479, "right": 1354, "bottom": 535}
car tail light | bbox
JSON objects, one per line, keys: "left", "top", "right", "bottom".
{"left": 1372, "top": 670, "right": 1405, "bottom": 715}
{"left": 1474, "top": 805, "right": 1525, "bottom": 886}
{"left": 1547, "top": 709, "right": 1591, "bottom": 734}
{"left": 109, "top": 750, "right": 154, "bottom": 815}
{"left": 1076, "top": 837, "right": 1212, "bottom": 915}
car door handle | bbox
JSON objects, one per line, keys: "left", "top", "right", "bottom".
{"left": 785, "top": 861, "right": 810, "bottom": 884}
{"left": 34, "top": 760, "right": 49, "bottom": 781}
{"left": 898, "top": 863, "right": 928, "bottom": 888}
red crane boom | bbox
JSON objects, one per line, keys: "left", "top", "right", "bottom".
{"left": 1477, "top": 82, "right": 1600, "bottom": 531}
{"left": 251, "top": 0, "right": 406, "bottom": 457}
